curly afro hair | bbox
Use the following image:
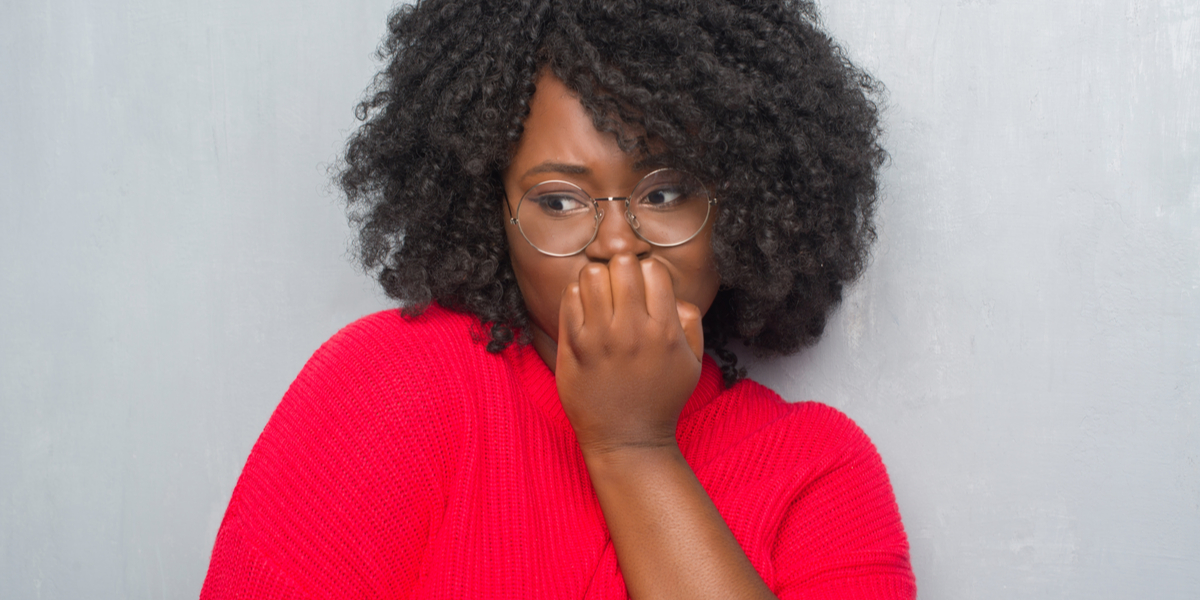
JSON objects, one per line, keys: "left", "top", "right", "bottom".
{"left": 338, "top": 0, "right": 885, "bottom": 385}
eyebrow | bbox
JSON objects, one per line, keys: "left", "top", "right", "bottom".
{"left": 520, "top": 156, "right": 666, "bottom": 179}
{"left": 522, "top": 162, "right": 591, "bottom": 178}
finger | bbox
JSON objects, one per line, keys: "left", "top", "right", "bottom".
{"left": 557, "top": 283, "right": 587, "bottom": 372}
{"left": 676, "top": 299, "right": 705, "bottom": 363}
{"left": 577, "top": 262, "right": 614, "bottom": 326}
{"left": 559, "top": 282, "right": 585, "bottom": 339}
{"left": 609, "top": 253, "right": 647, "bottom": 321}
{"left": 640, "top": 258, "right": 678, "bottom": 324}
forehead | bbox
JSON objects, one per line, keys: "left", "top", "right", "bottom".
{"left": 505, "top": 71, "right": 669, "bottom": 195}
{"left": 509, "top": 74, "right": 627, "bottom": 169}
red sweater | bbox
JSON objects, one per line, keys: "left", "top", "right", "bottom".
{"left": 201, "top": 306, "right": 914, "bottom": 599}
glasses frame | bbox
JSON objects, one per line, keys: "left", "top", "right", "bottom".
{"left": 507, "top": 168, "right": 718, "bottom": 258}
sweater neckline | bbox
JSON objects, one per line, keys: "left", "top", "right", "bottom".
{"left": 507, "top": 340, "right": 726, "bottom": 430}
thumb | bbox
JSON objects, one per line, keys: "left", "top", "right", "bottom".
{"left": 676, "top": 299, "right": 704, "bottom": 363}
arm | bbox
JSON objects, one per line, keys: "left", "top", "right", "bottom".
{"left": 555, "top": 254, "right": 777, "bottom": 600}
{"left": 583, "top": 445, "right": 776, "bottom": 600}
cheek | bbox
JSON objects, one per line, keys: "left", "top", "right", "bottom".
{"left": 505, "top": 224, "right": 574, "bottom": 339}
{"left": 669, "top": 232, "right": 721, "bottom": 315}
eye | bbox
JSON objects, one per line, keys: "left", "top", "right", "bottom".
{"left": 638, "top": 185, "right": 691, "bottom": 210}
{"left": 646, "top": 187, "right": 680, "bottom": 204}
{"left": 532, "top": 192, "right": 590, "bottom": 215}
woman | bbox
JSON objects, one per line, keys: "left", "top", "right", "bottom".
{"left": 202, "top": 1, "right": 915, "bottom": 598}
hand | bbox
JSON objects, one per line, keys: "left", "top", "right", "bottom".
{"left": 555, "top": 253, "right": 705, "bottom": 455}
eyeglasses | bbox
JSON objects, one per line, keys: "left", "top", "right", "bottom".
{"left": 508, "top": 168, "right": 717, "bottom": 257}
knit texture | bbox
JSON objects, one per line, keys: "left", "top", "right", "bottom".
{"left": 201, "top": 305, "right": 915, "bottom": 599}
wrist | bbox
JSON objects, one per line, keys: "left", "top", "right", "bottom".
{"left": 576, "top": 427, "right": 678, "bottom": 457}
{"left": 581, "top": 440, "right": 684, "bottom": 476}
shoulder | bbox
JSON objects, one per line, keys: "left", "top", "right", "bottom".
{"left": 264, "top": 304, "right": 505, "bottom": 454}
{"left": 208, "top": 305, "right": 494, "bottom": 595}
{"left": 313, "top": 303, "right": 491, "bottom": 369}
{"left": 257, "top": 302, "right": 498, "bottom": 442}
{"left": 683, "top": 379, "right": 898, "bottom": 519}
{"left": 757, "top": 387, "right": 877, "bottom": 459}
{"left": 232, "top": 304, "right": 499, "bottom": 530}
{"left": 293, "top": 304, "right": 500, "bottom": 396}
{"left": 692, "top": 382, "right": 914, "bottom": 596}
{"left": 685, "top": 378, "right": 877, "bottom": 467}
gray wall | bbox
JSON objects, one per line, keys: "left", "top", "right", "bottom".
{"left": 1, "top": 0, "right": 1196, "bottom": 598}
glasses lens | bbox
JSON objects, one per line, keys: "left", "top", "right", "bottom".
{"left": 516, "top": 181, "right": 597, "bottom": 256}
{"left": 628, "top": 170, "right": 711, "bottom": 246}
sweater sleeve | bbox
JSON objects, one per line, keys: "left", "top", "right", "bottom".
{"left": 769, "top": 405, "right": 916, "bottom": 600}
{"left": 201, "top": 310, "right": 468, "bottom": 599}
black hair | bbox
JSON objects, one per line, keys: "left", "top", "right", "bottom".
{"left": 338, "top": 0, "right": 885, "bottom": 385}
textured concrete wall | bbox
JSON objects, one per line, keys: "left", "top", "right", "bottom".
{"left": 1, "top": 1, "right": 1196, "bottom": 598}
{"left": 766, "top": 2, "right": 1200, "bottom": 597}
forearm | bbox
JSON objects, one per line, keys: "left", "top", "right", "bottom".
{"left": 583, "top": 445, "right": 778, "bottom": 600}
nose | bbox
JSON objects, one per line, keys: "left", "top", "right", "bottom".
{"left": 585, "top": 200, "right": 652, "bottom": 260}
